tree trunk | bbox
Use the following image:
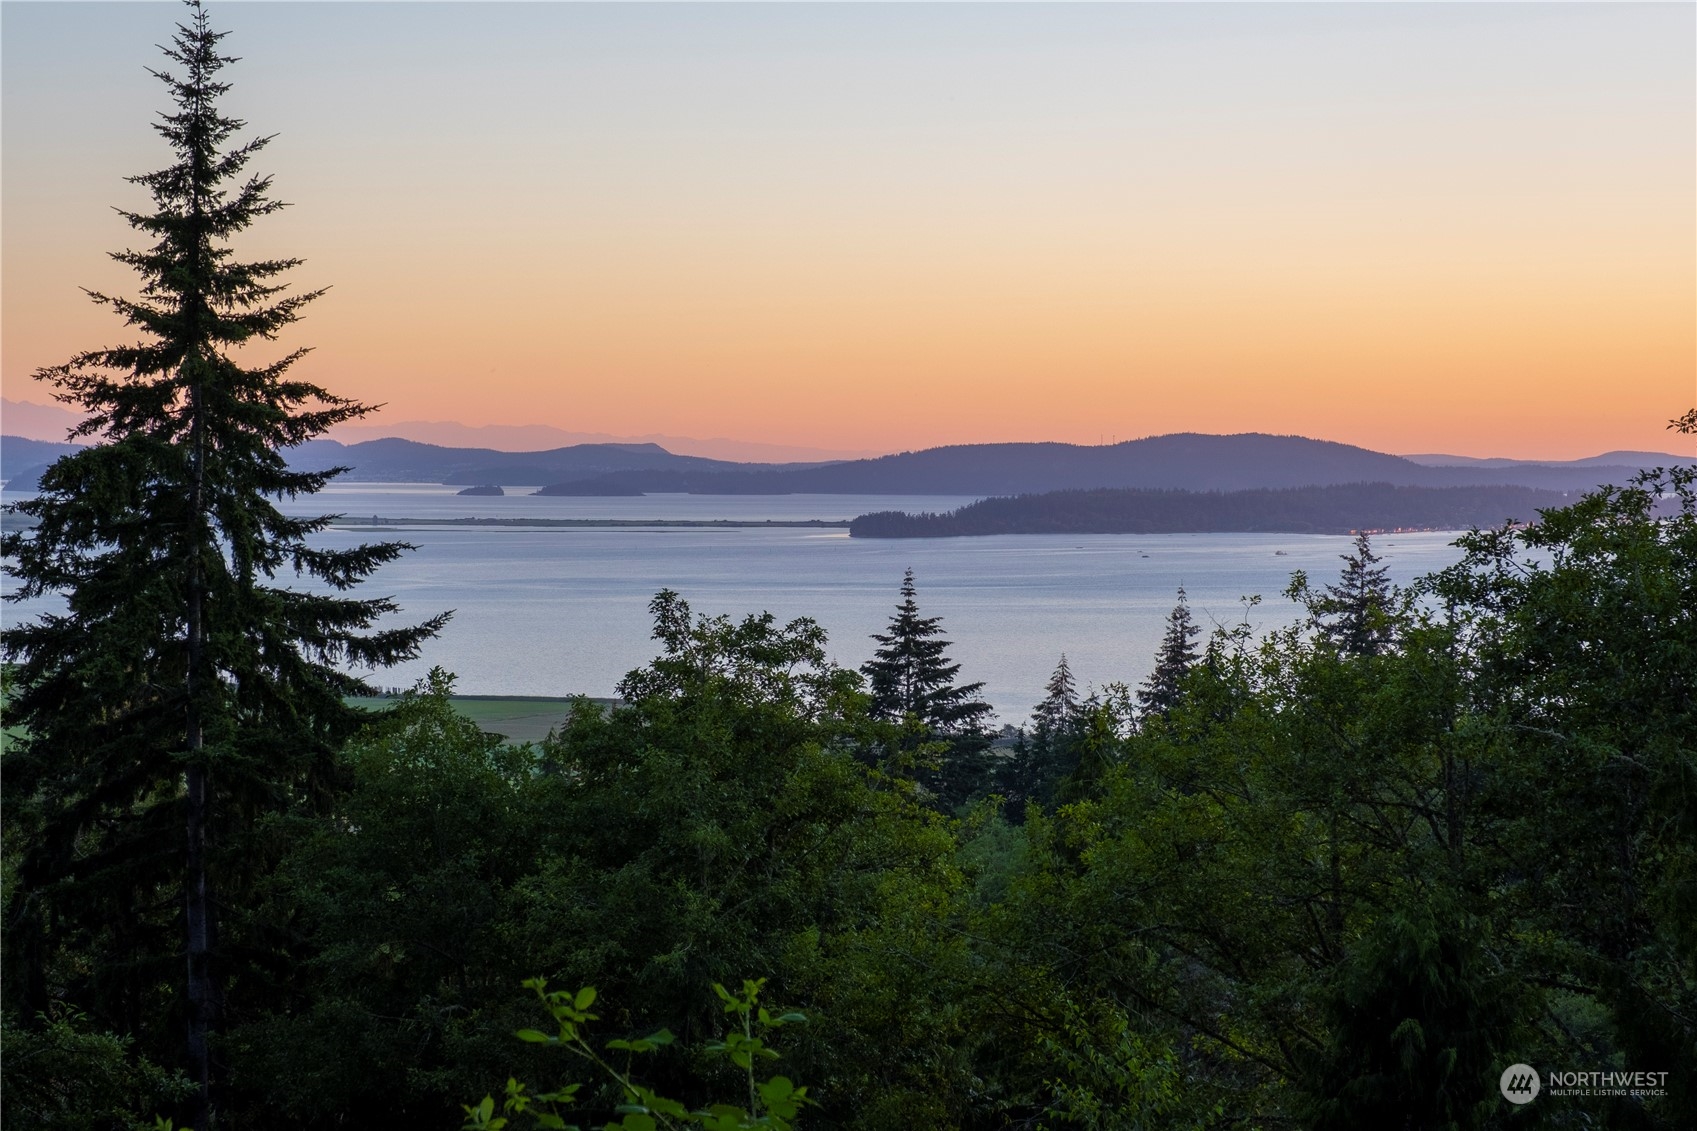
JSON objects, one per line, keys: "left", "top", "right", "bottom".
{"left": 184, "top": 356, "right": 218, "bottom": 1130}
{"left": 185, "top": 756, "right": 216, "bottom": 1130}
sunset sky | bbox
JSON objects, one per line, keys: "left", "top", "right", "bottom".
{"left": 4, "top": 2, "right": 1693, "bottom": 460}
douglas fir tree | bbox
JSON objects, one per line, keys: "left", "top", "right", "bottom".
{"left": 1, "top": 5, "right": 444, "bottom": 1124}
{"left": 862, "top": 569, "right": 994, "bottom": 807}
{"left": 1137, "top": 586, "right": 1201, "bottom": 720}
{"left": 1312, "top": 532, "right": 1395, "bottom": 657}
{"left": 1003, "top": 654, "right": 1084, "bottom": 812}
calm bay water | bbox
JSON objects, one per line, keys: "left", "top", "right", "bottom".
{"left": 4, "top": 484, "right": 1476, "bottom": 722}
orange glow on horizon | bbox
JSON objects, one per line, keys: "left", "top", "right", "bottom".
{"left": 3, "top": 3, "right": 1692, "bottom": 462}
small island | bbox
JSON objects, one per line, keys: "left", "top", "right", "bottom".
{"left": 456, "top": 484, "right": 504, "bottom": 497}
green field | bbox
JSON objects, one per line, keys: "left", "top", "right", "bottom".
{"left": 2, "top": 691, "right": 609, "bottom": 750}
{"left": 346, "top": 694, "right": 614, "bottom": 743}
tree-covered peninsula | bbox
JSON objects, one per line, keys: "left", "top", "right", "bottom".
{"left": 850, "top": 482, "right": 1574, "bottom": 537}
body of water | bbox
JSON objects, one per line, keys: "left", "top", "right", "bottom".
{"left": 4, "top": 484, "right": 1478, "bottom": 723}
{"left": 304, "top": 483, "right": 978, "bottom": 523}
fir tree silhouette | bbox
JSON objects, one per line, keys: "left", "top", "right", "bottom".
{"left": 1138, "top": 586, "right": 1202, "bottom": 720}
{"left": 2, "top": 5, "right": 445, "bottom": 1121}
{"left": 862, "top": 569, "right": 993, "bottom": 807}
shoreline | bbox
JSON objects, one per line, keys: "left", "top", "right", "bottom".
{"left": 328, "top": 516, "right": 852, "bottom": 530}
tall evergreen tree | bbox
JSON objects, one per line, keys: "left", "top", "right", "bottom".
{"left": 1, "top": 5, "right": 444, "bottom": 1125}
{"left": 1311, "top": 532, "right": 1395, "bottom": 657}
{"left": 1003, "top": 655, "right": 1085, "bottom": 813}
{"left": 863, "top": 569, "right": 992, "bottom": 734}
{"left": 862, "top": 569, "right": 993, "bottom": 806}
{"left": 1031, "top": 654, "right": 1080, "bottom": 741}
{"left": 1137, "top": 586, "right": 1201, "bottom": 720}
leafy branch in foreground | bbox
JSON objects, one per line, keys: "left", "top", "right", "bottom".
{"left": 464, "top": 978, "right": 810, "bottom": 1131}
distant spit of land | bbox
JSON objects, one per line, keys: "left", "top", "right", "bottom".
{"left": 330, "top": 517, "right": 851, "bottom": 530}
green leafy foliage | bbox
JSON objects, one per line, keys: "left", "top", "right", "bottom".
{"left": 1001, "top": 656, "right": 1085, "bottom": 816}
{"left": 223, "top": 595, "right": 974, "bottom": 1127}
{"left": 463, "top": 978, "right": 808, "bottom": 1131}
{"left": 1038, "top": 1001, "right": 1220, "bottom": 1131}
{"left": 1424, "top": 465, "right": 1697, "bottom": 1118}
{"left": 972, "top": 470, "right": 1695, "bottom": 1128}
{"left": 1300, "top": 895, "right": 1521, "bottom": 1131}
{"left": 0, "top": 1007, "right": 194, "bottom": 1131}
{"left": 510, "top": 592, "right": 977, "bottom": 1125}
{"left": 225, "top": 669, "right": 549, "bottom": 1124}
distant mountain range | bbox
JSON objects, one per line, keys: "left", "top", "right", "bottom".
{"left": 1, "top": 398, "right": 89, "bottom": 443}
{"left": 284, "top": 437, "right": 799, "bottom": 484}
{"left": 1402, "top": 450, "right": 1695, "bottom": 470}
{"left": 527, "top": 433, "right": 1691, "bottom": 497}
{"left": 0, "top": 434, "right": 790, "bottom": 490}
{"left": 3, "top": 424, "right": 1692, "bottom": 497}
{"left": 322, "top": 419, "right": 878, "bottom": 463}
{"left": 0, "top": 397, "right": 872, "bottom": 463}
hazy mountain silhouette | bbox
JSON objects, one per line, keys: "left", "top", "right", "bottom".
{"left": 534, "top": 433, "right": 1685, "bottom": 496}
{"left": 4, "top": 426, "right": 1688, "bottom": 495}
{"left": 1402, "top": 450, "right": 1696, "bottom": 470}
{"left": 1, "top": 434, "right": 750, "bottom": 490}
{"left": 1, "top": 398, "right": 89, "bottom": 443}
{"left": 284, "top": 437, "right": 784, "bottom": 484}
{"left": 324, "top": 418, "right": 878, "bottom": 462}
{"left": 0, "top": 397, "right": 869, "bottom": 465}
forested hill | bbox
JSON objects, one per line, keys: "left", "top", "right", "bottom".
{"left": 0, "top": 437, "right": 82, "bottom": 484}
{"left": 538, "top": 433, "right": 1684, "bottom": 496}
{"left": 849, "top": 482, "right": 1576, "bottom": 537}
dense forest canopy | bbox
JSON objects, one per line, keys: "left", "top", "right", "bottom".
{"left": 7, "top": 458, "right": 1694, "bottom": 1129}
